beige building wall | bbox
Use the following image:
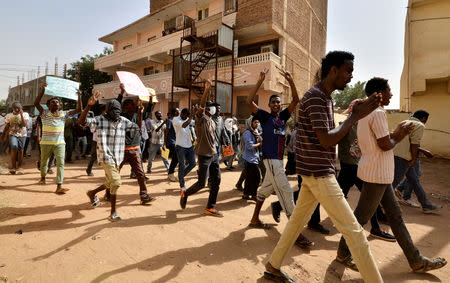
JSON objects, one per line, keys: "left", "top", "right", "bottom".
{"left": 399, "top": 0, "right": 450, "bottom": 158}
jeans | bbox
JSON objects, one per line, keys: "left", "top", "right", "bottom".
{"left": 392, "top": 156, "right": 432, "bottom": 208}
{"left": 243, "top": 161, "right": 260, "bottom": 197}
{"left": 337, "top": 162, "right": 382, "bottom": 231}
{"left": 147, "top": 143, "right": 169, "bottom": 172}
{"left": 9, "top": 136, "right": 26, "bottom": 151}
{"left": 40, "top": 144, "right": 65, "bottom": 184}
{"left": 120, "top": 149, "right": 148, "bottom": 197}
{"left": 86, "top": 141, "right": 97, "bottom": 173}
{"left": 175, "top": 145, "right": 196, "bottom": 188}
{"left": 167, "top": 144, "right": 179, "bottom": 175}
{"left": 185, "top": 154, "right": 220, "bottom": 209}
{"left": 337, "top": 182, "right": 422, "bottom": 266}
{"left": 268, "top": 175, "right": 382, "bottom": 283}
{"left": 397, "top": 157, "right": 421, "bottom": 201}
{"left": 75, "top": 136, "right": 87, "bottom": 158}
{"left": 65, "top": 135, "right": 73, "bottom": 161}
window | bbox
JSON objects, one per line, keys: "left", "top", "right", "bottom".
{"left": 224, "top": 0, "right": 237, "bottom": 15}
{"left": 197, "top": 7, "right": 209, "bottom": 20}
{"left": 144, "top": 66, "right": 160, "bottom": 76}
{"left": 147, "top": 36, "right": 156, "bottom": 42}
{"left": 164, "top": 63, "right": 172, "bottom": 72}
{"left": 123, "top": 44, "right": 132, "bottom": 50}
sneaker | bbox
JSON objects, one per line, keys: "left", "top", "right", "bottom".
{"left": 108, "top": 212, "right": 121, "bottom": 222}
{"left": 394, "top": 189, "right": 408, "bottom": 205}
{"left": 370, "top": 230, "right": 396, "bottom": 242}
{"left": 181, "top": 186, "right": 186, "bottom": 191}
{"left": 180, "top": 190, "right": 187, "bottom": 209}
{"left": 140, "top": 194, "right": 156, "bottom": 205}
{"left": 129, "top": 173, "right": 137, "bottom": 179}
{"left": 16, "top": 168, "right": 24, "bottom": 175}
{"left": 404, "top": 198, "right": 420, "bottom": 208}
{"left": 423, "top": 204, "right": 443, "bottom": 214}
{"left": 86, "top": 169, "right": 94, "bottom": 176}
{"left": 47, "top": 169, "right": 54, "bottom": 174}
{"left": 271, "top": 202, "right": 282, "bottom": 223}
{"left": 308, "top": 223, "right": 330, "bottom": 235}
{"left": 168, "top": 174, "right": 178, "bottom": 182}
{"left": 204, "top": 208, "right": 224, "bottom": 217}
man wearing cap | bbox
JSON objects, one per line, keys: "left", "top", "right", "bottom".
{"left": 1, "top": 102, "right": 29, "bottom": 174}
{"left": 34, "top": 83, "right": 82, "bottom": 194}
{"left": 180, "top": 80, "right": 224, "bottom": 217}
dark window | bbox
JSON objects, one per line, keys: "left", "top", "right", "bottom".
{"left": 224, "top": 0, "right": 237, "bottom": 15}
{"left": 144, "top": 66, "right": 155, "bottom": 76}
{"left": 123, "top": 44, "right": 132, "bottom": 50}
{"left": 164, "top": 63, "right": 172, "bottom": 72}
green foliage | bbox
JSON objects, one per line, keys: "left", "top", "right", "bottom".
{"left": 332, "top": 81, "right": 366, "bottom": 109}
{"left": 65, "top": 47, "right": 113, "bottom": 109}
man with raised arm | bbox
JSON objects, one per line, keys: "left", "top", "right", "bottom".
{"left": 179, "top": 80, "right": 223, "bottom": 217}
{"left": 79, "top": 91, "right": 144, "bottom": 221}
{"left": 33, "top": 83, "right": 81, "bottom": 194}
{"left": 264, "top": 51, "right": 384, "bottom": 283}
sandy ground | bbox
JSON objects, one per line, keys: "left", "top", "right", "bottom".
{"left": 0, "top": 151, "right": 449, "bottom": 283}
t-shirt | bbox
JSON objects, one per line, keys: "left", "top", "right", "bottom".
{"left": 357, "top": 107, "right": 394, "bottom": 184}
{"left": 150, "top": 119, "right": 166, "bottom": 145}
{"left": 166, "top": 118, "right": 177, "bottom": 147}
{"left": 255, "top": 108, "right": 290, "bottom": 160}
{"left": 40, "top": 110, "right": 68, "bottom": 145}
{"left": 122, "top": 112, "right": 141, "bottom": 148}
{"left": 394, "top": 117, "right": 424, "bottom": 161}
{"left": 338, "top": 124, "right": 360, "bottom": 165}
{"left": 5, "top": 112, "right": 30, "bottom": 138}
{"left": 195, "top": 112, "right": 216, "bottom": 157}
{"left": 173, "top": 116, "right": 193, "bottom": 148}
{"left": 296, "top": 84, "right": 336, "bottom": 177}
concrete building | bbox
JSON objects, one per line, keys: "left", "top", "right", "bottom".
{"left": 93, "top": 0, "right": 327, "bottom": 121}
{"left": 400, "top": 0, "right": 450, "bottom": 157}
{"left": 6, "top": 76, "right": 49, "bottom": 114}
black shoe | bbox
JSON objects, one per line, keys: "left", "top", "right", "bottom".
{"left": 370, "top": 229, "right": 396, "bottom": 242}
{"left": 86, "top": 169, "right": 94, "bottom": 176}
{"left": 308, "top": 223, "right": 330, "bottom": 235}
{"left": 140, "top": 194, "right": 155, "bottom": 205}
{"left": 271, "top": 202, "right": 282, "bottom": 223}
{"left": 235, "top": 184, "right": 244, "bottom": 191}
{"left": 130, "top": 173, "right": 137, "bottom": 179}
{"left": 180, "top": 190, "right": 187, "bottom": 209}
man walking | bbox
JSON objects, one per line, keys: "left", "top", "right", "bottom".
{"left": 173, "top": 108, "right": 196, "bottom": 191}
{"left": 34, "top": 83, "right": 81, "bottom": 194}
{"left": 166, "top": 108, "right": 180, "bottom": 182}
{"left": 147, "top": 111, "right": 169, "bottom": 173}
{"left": 179, "top": 80, "right": 223, "bottom": 217}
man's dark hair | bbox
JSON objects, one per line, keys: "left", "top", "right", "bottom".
{"left": 269, "top": 94, "right": 280, "bottom": 102}
{"left": 48, "top": 97, "right": 61, "bottom": 105}
{"left": 321, "top": 51, "right": 355, "bottom": 80}
{"left": 365, "top": 77, "right": 389, "bottom": 96}
{"left": 412, "top": 110, "right": 429, "bottom": 120}
{"left": 171, "top": 108, "right": 179, "bottom": 115}
{"left": 181, "top": 108, "right": 190, "bottom": 116}
{"left": 122, "top": 99, "right": 134, "bottom": 108}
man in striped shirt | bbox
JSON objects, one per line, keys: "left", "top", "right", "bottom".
{"left": 34, "top": 83, "right": 81, "bottom": 194}
{"left": 264, "top": 51, "right": 384, "bottom": 283}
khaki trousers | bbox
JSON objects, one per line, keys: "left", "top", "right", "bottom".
{"left": 268, "top": 175, "right": 383, "bottom": 283}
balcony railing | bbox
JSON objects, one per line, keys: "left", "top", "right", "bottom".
{"left": 204, "top": 52, "right": 280, "bottom": 70}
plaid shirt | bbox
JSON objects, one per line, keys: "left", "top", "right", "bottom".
{"left": 86, "top": 115, "right": 138, "bottom": 166}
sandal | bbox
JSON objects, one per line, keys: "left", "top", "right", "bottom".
{"left": 263, "top": 270, "right": 297, "bottom": 283}
{"left": 87, "top": 192, "right": 100, "bottom": 207}
{"left": 412, "top": 257, "right": 447, "bottom": 273}
{"left": 248, "top": 221, "right": 271, "bottom": 230}
{"left": 108, "top": 212, "right": 121, "bottom": 222}
{"left": 336, "top": 254, "right": 359, "bottom": 271}
{"left": 55, "top": 188, "right": 69, "bottom": 194}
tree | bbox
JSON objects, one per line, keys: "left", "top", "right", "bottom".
{"left": 332, "top": 81, "right": 366, "bottom": 109}
{"left": 65, "top": 47, "right": 113, "bottom": 110}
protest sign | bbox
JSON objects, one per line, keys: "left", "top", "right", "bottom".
{"left": 117, "top": 71, "right": 149, "bottom": 97}
{"left": 45, "top": 76, "right": 80, "bottom": 100}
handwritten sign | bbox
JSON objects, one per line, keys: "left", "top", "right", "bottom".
{"left": 117, "top": 71, "right": 150, "bottom": 97}
{"left": 45, "top": 76, "right": 80, "bottom": 100}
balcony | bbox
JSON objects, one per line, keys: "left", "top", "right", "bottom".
{"left": 94, "top": 52, "right": 283, "bottom": 101}
{"left": 95, "top": 13, "right": 226, "bottom": 72}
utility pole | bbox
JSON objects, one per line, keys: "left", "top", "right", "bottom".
{"left": 45, "top": 62, "right": 49, "bottom": 75}
{"left": 54, "top": 57, "right": 58, "bottom": 76}
{"left": 63, "top": 64, "right": 67, "bottom": 78}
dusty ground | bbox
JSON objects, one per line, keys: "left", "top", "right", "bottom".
{"left": 0, "top": 151, "right": 448, "bottom": 283}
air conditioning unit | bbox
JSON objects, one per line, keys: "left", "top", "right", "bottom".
{"left": 261, "top": 44, "right": 274, "bottom": 53}
{"left": 176, "top": 15, "right": 186, "bottom": 30}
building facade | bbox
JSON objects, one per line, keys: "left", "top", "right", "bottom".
{"left": 93, "top": 0, "right": 327, "bottom": 121}
{"left": 400, "top": 0, "right": 450, "bottom": 157}
{"left": 7, "top": 76, "right": 49, "bottom": 114}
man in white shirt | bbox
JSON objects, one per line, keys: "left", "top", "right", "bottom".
{"left": 146, "top": 111, "right": 169, "bottom": 173}
{"left": 336, "top": 77, "right": 447, "bottom": 273}
{"left": 173, "top": 108, "right": 196, "bottom": 190}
